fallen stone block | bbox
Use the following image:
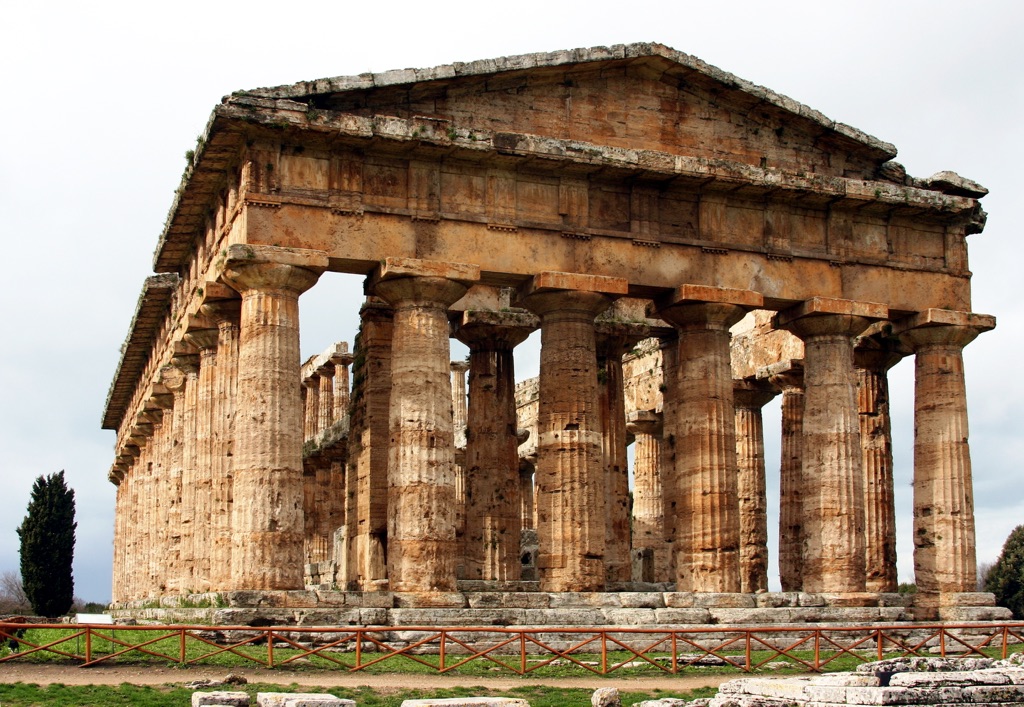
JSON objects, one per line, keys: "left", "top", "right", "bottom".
{"left": 399, "top": 699, "right": 530, "bottom": 706}
{"left": 193, "top": 692, "right": 250, "bottom": 707}
{"left": 889, "top": 671, "right": 1011, "bottom": 688}
{"left": 256, "top": 693, "right": 355, "bottom": 707}
{"left": 592, "top": 686, "right": 621, "bottom": 707}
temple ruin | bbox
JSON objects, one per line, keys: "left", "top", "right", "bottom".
{"left": 102, "top": 43, "right": 1005, "bottom": 624}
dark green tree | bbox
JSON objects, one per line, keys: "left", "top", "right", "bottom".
{"left": 985, "top": 524, "right": 1024, "bottom": 619}
{"left": 17, "top": 471, "right": 76, "bottom": 617}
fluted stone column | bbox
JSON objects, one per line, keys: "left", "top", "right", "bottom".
{"left": 596, "top": 326, "right": 634, "bottom": 584}
{"left": 201, "top": 299, "right": 240, "bottom": 591}
{"left": 733, "top": 379, "right": 777, "bottom": 594}
{"left": 520, "top": 462, "right": 535, "bottom": 531}
{"left": 654, "top": 285, "right": 761, "bottom": 593}
{"left": 222, "top": 244, "right": 327, "bottom": 590}
{"left": 370, "top": 257, "right": 479, "bottom": 593}
{"left": 317, "top": 364, "right": 335, "bottom": 432}
{"left": 303, "top": 376, "right": 320, "bottom": 440}
{"left": 450, "top": 359, "right": 470, "bottom": 578}
{"left": 332, "top": 351, "right": 353, "bottom": 420}
{"left": 521, "top": 272, "right": 627, "bottom": 592}
{"left": 896, "top": 309, "right": 994, "bottom": 596}
{"left": 855, "top": 332, "right": 906, "bottom": 592}
{"left": 626, "top": 410, "right": 670, "bottom": 583}
{"left": 456, "top": 310, "right": 535, "bottom": 581}
{"left": 183, "top": 327, "right": 221, "bottom": 591}
{"left": 161, "top": 361, "right": 195, "bottom": 593}
{"left": 765, "top": 361, "right": 805, "bottom": 592}
{"left": 778, "top": 298, "right": 885, "bottom": 593}
{"left": 345, "top": 299, "right": 393, "bottom": 590}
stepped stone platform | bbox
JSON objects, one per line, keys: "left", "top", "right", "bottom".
{"left": 109, "top": 589, "right": 1008, "bottom": 627}
{"left": 711, "top": 655, "right": 1024, "bottom": 707}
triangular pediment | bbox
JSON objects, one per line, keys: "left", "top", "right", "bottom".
{"left": 235, "top": 43, "right": 896, "bottom": 179}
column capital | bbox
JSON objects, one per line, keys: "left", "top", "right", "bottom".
{"left": 518, "top": 271, "right": 626, "bottom": 319}
{"left": 894, "top": 309, "right": 995, "bottom": 350}
{"left": 222, "top": 244, "right": 328, "bottom": 295}
{"left": 652, "top": 285, "right": 762, "bottom": 331}
{"left": 183, "top": 328, "right": 219, "bottom": 353}
{"left": 775, "top": 297, "right": 887, "bottom": 340}
{"left": 734, "top": 378, "right": 778, "bottom": 409}
{"left": 759, "top": 359, "right": 804, "bottom": 392}
{"left": 450, "top": 360, "right": 470, "bottom": 374}
{"left": 626, "top": 409, "right": 663, "bottom": 438}
{"left": 855, "top": 324, "right": 911, "bottom": 372}
{"left": 454, "top": 309, "right": 538, "bottom": 350}
{"left": 199, "top": 298, "right": 241, "bottom": 325}
{"left": 368, "top": 257, "right": 480, "bottom": 308}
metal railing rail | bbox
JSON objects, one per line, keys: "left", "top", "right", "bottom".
{"left": 2, "top": 622, "right": 1023, "bottom": 673}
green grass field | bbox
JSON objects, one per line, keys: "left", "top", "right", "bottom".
{"left": 0, "top": 682, "right": 719, "bottom": 707}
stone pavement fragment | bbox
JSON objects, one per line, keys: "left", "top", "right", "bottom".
{"left": 193, "top": 691, "right": 250, "bottom": 707}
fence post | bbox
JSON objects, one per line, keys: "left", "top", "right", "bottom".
{"left": 520, "top": 631, "right": 526, "bottom": 674}
{"left": 745, "top": 630, "right": 752, "bottom": 672}
{"left": 601, "top": 631, "right": 608, "bottom": 674}
{"left": 268, "top": 629, "right": 274, "bottom": 668}
{"left": 814, "top": 630, "right": 821, "bottom": 671}
{"left": 440, "top": 630, "right": 446, "bottom": 672}
{"left": 85, "top": 626, "right": 92, "bottom": 664}
{"left": 877, "top": 628, "right": 883, "bottom": 661}
{"left": 179, "top": 628, "right": 186, "bottom": 664}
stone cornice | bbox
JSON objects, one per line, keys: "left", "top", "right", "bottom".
{"left": 102, "top": 273, "right": 179, "bottom": 430}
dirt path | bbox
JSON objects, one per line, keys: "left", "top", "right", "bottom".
{"left": 0, "top": 661, "right": 738, "bottom": 692}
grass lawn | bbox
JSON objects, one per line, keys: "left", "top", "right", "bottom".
{"left": 0, "top": 682, "right": 720, "bottom": 707}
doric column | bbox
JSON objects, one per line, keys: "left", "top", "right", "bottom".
{"left": 455, "top": 310, "right": 536, "bottom": 581}
{"left": 369, "top": 257, "right": 479, "bottom": 592}
{"left": 303, "top": 376, "right": 320, "bottom": 440}
{"left": 317, "top": 364, "right": 335, "bottom": 432}
{"left": 733, "top": 379, "right": 778, "bottom": 594}
{"left": 777, "top": 297, "right": 886, "bottom": 593}
{"left": 450, "top": 360, "right": 470, "bottom": 578}
{"left": 331, "top": 350, "right": 353, "bottom": 421}
{"left": 765, "top": 360, "right": 805, "bottom": 592}
{"left": 519, "top": 461, "right": 535, "bottom": 531}
{"left": 221, "top": 244, "right": 327, "bottom": 590}
{"left": 183, "top": 326, "right": 221, "bottom": 592}
{"left": 345, "top": 299, "right": 393, "bottom": 590}
{"left": 895, "top": 309, "right": 995, "bottom": 595}
{"left": 626, "top": 410, "right": 670, "bottom": 583}
{"left": 200, "top": 298, "right": 240, "bottom": 591}
{"left": 854, "top": 330, "right": 907, "bottom": 592}
{"left": 653, "top": 285, "right": 762, "bottom": 593}
{"left": 596, "top": 325, "right": 637, "bottom": 584}
{"left": 161, "top": 359, "right": 196, "bottom": 594}
{"left": 520, "top": 271, "right": 627, "bottom": 592}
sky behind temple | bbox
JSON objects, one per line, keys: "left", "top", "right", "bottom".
{"left": 1, "top": 0, "right": 1022, "bottom": 602}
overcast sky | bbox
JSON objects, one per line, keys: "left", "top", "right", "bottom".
{"left": 1, "top": 1, "right": 1021, "bottom": 603}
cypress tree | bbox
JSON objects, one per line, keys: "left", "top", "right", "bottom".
{"left": 17, "top": 471, "right": 77, "bottom": 617}
{"left": 986, "top": 524, "right": 1024, "bottom": 619}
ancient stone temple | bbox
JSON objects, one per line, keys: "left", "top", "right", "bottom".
{"left": 103, "top": 43, "right": 1002, "bottom": 624}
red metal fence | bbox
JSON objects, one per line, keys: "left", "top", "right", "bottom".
{"left": 2, "top": 622, "right": 1023, "bottom": 673}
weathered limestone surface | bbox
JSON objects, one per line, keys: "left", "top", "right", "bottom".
{"left": 626, "top": 411, "right": 670, "bottom": 583}
{"left": 370, "top": 257, "right": 479, "bottom": 592}
{"left": 345, "top": 301, "right": 393, "bottom": 590}
{"left": 778, "top": 298, "right": 885, "bottom": 594}
{"left": 456, "top": 310, "right": 536, "bottom": 581}
{"left": 222, "top": 245, "right": 327, "bottom": 590}
{"left": 521, "top": 272, "right": 627, "bottom": 592}
{"left": 102, "top": 44, "right": 994, "bottom": 610}
{"left": 733, "top": 380, "right": 777, "bottom": 594}
{"left": 855, "top": 329, "right": 906, "bottom": 593}
{"left": 656, "top": 286, "right": 761, "bottom": 592}
{"left": 896, "top": 310, "right": 995, "bottom": 597}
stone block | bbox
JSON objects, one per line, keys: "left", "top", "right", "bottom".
{"left": 592, "top": 687, "right": 621, "bottom": 706}
{"left": 798, "top": 593, "right": 827, "bottom": 607}
{"left": 890, "top": 671, "right": 1011, "bottom": 687}
{"left": 618, "top": 592, "right": 665, "bottom": 608}
{"left": 397, "top": 696, "right": 532, "bottom": 700}
{"left": 358, "top": 608, "right": 388, "bottom": 624}
{"left": 257, "top": 694, "right": 355, "bottom": 707}
{"left": 709, "top": 608, "right": 794, "bottom": 624}
{"left": 964, "top": 685, "right": 1024, "bottom": 701}
{"left": 518, "top": 608, "right": 607, "bottom": 625}
{"left": 602, "top": 608, "right": 657, "bottom": 625}
{"left": 664, "top": 593, "right": 756, "bottom": 609}
{"left": 393, "top": 592, "right": 468, "bottom": 608}
{"left": 193, "top": 692, "right": 250, "bottom": 707}
{"left": 548, "top": 592, "right": 622, "bottom": 608}
{"left": 939, "top": 606, "right": 1014, "bottom": 622}
{"left": 652, "top": 608, "right": 712, "bottom": 624}
{"left": 819, "top": 593, "right": 879, "bottom": 608}
{"left": 755, "top": 593, "right": 802, "bottom": 608}
{"left": 811, "top": 675, "right": 881, "bottom": 687}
